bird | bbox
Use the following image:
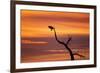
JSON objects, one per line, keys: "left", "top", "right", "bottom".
{"left": 48, "top": 26, "right": 54, "bottom": 31}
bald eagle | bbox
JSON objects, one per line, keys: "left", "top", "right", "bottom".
{"left": 48, "top": 26, "right": 54, "bottom": 31}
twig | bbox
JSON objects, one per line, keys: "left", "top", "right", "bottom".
{"left": 73, "top": 53, "right": 85, "bottom": 58}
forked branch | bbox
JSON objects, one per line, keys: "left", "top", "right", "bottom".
{"left": 48, "top": 26, "right": 85, "bottom": 60}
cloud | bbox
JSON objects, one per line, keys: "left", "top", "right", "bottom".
{"left": 47, "top": 49, "right": 66, "bottom": 53}
{"left": 22, "top": 39, "right": 48, "bottom": 45}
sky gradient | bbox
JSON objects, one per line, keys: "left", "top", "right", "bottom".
{"left": 21, "top": 10, "right": 90, "bottom": 63}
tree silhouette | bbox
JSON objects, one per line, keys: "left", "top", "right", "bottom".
{"left": 48, "top": 26, "right": 85, "bottom": 60}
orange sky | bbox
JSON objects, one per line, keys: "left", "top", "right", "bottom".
{"left": 21, "top": 10, "right": 89, "bottom": 38}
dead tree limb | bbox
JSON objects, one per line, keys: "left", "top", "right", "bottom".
{"left": 48, "top": 26, "right": 74, "bottom": 60}
{"left": 48, "top": 26, "right": 86, "bottom": 60}
{"left": 73, "top": 53, "right": 85, "bottom": 58}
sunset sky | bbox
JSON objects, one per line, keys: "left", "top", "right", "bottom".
{"left": 21, "top": 10, "right": 89, "bottom": 38}
{"left": 21, "top": 10, "right": 90, "bottom": 63}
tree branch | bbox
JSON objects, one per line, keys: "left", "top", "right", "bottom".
{"left": 66, "top": 36, "right": 72, "bottom": 45}
{"left": 50, "top": 26, "right": 74, "bottom": 60}
{"left": 73, "top": 53, "right": 85, "bottom": 58}
{"left": 53, "top": 29, "right": 64, "bottom": 45}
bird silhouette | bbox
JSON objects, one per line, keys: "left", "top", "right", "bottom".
{"left": 48, "top": 26, "right": 54, "bottom": 31}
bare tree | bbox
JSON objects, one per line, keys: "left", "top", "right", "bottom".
{"left": 48, "top": 26, "right": 85, "bottom": 60}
